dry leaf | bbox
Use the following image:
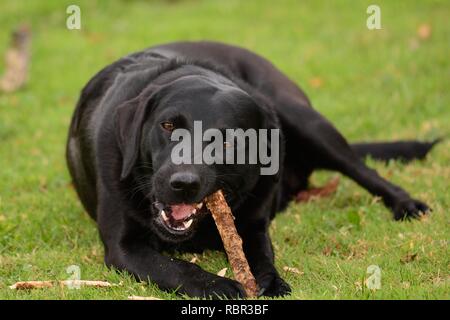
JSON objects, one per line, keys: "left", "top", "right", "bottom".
{"left": 309, "top": 76, "right": 323, "bottom": 89}
{"left": 401, "top": 281, "right": 411, "bottom": 289}
{"left": 84, "top": 31, "right": 105, "bottom": 44}
{"left": 283, "top": 266, "right": 303, "bottom": 275}
{"left": 217, "top": 267, "right": 228, "bottom": 277}
{"left": 189, "top": 254, "right": 199, "bottom": 264}
{"left": 400, "top": 253, "right": 418, "bottom": 264}
{"left": 417, "top": 23, "right": 431, "bottom": 40}
{"left": 323, "top": 246, "right": 333, "bottom": 256}
{"left": 296, "top": 176, "right": 340, "bottom": 202}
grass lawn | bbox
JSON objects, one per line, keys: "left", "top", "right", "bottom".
{"left": 0, "top": 0, "right": 448, "bottom": 300}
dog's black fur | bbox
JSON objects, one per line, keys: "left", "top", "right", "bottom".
{"left": 67, "top": 41, "right": 438, "bottom": 298}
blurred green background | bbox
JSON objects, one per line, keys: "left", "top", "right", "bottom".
{"left": 0, "top": 0, "right": 448, "bottom": 299}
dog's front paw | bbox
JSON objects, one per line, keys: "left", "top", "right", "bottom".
{"left": 257, "top": 273, "right": 291, "bottom": 297}
{"left": 201, "top": 277, "right": 246, "bottom": 299}
{"left": 392, "top": 198, "right": 430, "bottom": 221}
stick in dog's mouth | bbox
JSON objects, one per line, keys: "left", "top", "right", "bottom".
{"left": 205, "top": 190, "right": 259, "bottom": 298}
{"left": 154, "top": 190, "right": 258, "bottom": 297}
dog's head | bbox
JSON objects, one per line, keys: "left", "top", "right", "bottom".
{"left": 115, "top": 62, "right": 279, "bottom": 242}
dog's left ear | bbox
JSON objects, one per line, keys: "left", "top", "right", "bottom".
{"left": 114, "top": 87, "right": 159, "bottom": 181}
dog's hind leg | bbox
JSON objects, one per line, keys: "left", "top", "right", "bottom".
{"left": 277, "top": 96, "right": 430, "bottom": 220}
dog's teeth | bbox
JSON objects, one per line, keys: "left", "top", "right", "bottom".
{"left": 196, "top": 202, "right": 203, "bottom": 210}
{"left": 174, "top": 223, "right": 188, "bottom": 231}
{"left": 191, "top": 209, "right": 197, "bottom": 215}
{"left": 183, "top": 218, "right": 193, "bottom": 229}
{"left": 161, "top": 210, "right": 169, "bottom": 222}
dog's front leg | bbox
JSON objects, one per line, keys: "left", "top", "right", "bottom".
{"left": 277, "top": 97, "right": 430, "bottom": 220}
{"left": 237, "top": 187, "right": 291, "bottom": 297}
{"left": 241, "top": 228, "right": 291, "bottom": 297}
{"left": 106, "top": 241, "right": 246, "bottom": 298}
{"left": 97, "top": 190, "right": 246, "bottom": 299}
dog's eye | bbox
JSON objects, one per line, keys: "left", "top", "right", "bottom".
{"left": 161, "top": 121, "right": 175, "bottom": 132}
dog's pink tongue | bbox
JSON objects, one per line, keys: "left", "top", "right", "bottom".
{"left": 170, "top": 204, "right": 195, "bottom": 221}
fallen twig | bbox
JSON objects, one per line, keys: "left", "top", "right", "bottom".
{"left": 9, "top": 280, "right": 116, "bottom": 290}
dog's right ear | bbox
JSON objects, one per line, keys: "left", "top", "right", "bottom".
{"left": 114, "top": 87, "right": 159, "bottom": 181}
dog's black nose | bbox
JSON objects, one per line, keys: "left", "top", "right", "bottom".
{"left": 170, "top": 172, "right": 200, "bottom": 194}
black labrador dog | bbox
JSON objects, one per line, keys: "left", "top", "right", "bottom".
{"left": 67, "top": 41, "right": 438, "bottom": 298}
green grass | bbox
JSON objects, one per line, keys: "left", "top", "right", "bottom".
{"left": 0, "top": 0, "right": 449, "bottom": 300}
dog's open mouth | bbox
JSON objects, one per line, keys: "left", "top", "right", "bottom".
{"left": 153, "top": 201, "right": 206, "bottom": 233}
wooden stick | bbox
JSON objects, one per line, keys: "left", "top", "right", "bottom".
{"left": 9, "top": 281, "right": 53, "bottom": 290}
{"left": 205, "top": 190, "right": 259, "bottom": 297}
{"left": 9, "top": 280, "right": 115, "bottom": 290}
